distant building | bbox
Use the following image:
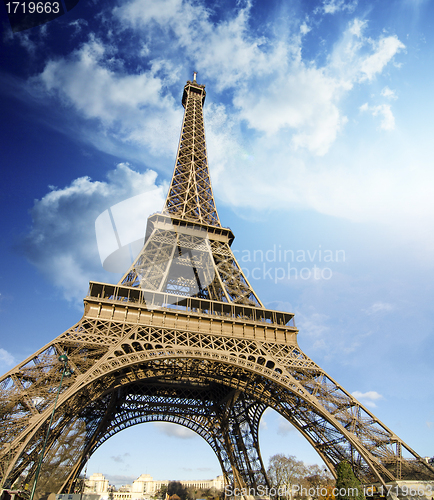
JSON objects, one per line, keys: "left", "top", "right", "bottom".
{"left": 84, "top": 473, "right": 224, "bottom": 500}
{"left": 86, "top": 474, "right": 109, "bottom": 495}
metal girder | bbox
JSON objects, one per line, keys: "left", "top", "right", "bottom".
{"left": 58, "top": 384, "right": 268, "bottom": 494}
{"left": 118, "top": 215, "right": 262, "bottom": 307}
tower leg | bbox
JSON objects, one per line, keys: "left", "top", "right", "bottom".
{"left": 214, "top": 390, "right": 270, "bottom": 496}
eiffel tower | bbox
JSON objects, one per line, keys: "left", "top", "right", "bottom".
{"left": 1, "top": 75, "right": 433, "bottom": 498}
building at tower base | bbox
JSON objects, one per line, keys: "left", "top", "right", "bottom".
{"left": 79, "top": 473, "right": 224, "bottom": 500}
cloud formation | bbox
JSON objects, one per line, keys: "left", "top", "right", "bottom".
{"left": 33, "top": 37, "right": 181, "bottom": 160}
{"left": 364, "top": 302, "right": 394, "bottom": 315}
{"left": 30, "top": 1, "right": 405, "bottom": 160}
{"left": 352, "top": 390, "right": 384, "bottom": 408}
{"left": 298, "top": 312, "right": 330, "bottom": 341}
{"left": 0, "top": 348, "right": 15, "bottom": 368}
{"left": 358, "top": 36, "right": 405, "bottom": 82}
{"left": 152, "top": 422, "right": 197, "bottom": 439}
{"left": 277, "top": 416, "right": 296, "bottom": 436}
{"left": 21, "top": 163, "right": 166, "bottom": 304}
{"left": 319, "top": 0, "right": 358, "bottom": 15}
{"left": 360, "top": 102, "right": 395, "bottom": 130}
{"left": 111, "top": 453, "right": 131, "bottom": 463}
{"left": 381, "top": 86, "right": 398, "bottom": 99}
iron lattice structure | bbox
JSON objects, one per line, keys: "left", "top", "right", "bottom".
{"left": 1, "top": 77, "right": 434, "bottom": 498}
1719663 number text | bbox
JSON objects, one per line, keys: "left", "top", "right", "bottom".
{"left": 6, "top": 2, "right": 60, "bottom": 14}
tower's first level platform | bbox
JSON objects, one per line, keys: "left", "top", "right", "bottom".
{"left": 85, "top": 281, "right": 298, "bottom": 345}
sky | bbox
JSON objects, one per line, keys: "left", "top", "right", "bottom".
{"left": 1, "top": 0, "right": 434, "bottom": 488}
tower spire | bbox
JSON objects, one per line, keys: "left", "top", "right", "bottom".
{"left": 119, "top": 78, "right": 261, "bottom": 305}
{"left": 163, "top": 76, "right": 221, "bottom": 227}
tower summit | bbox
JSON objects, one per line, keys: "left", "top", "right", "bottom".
{"left": 1, "top": 77, "right": 433, "bottom": 498}
{"left": 164, "top": 75, "right": 220, "bottom": 226}
{"left": 119, "top": 75, "right": 261, "bottom": 306}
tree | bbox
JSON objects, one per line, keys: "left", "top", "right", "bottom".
{"left": 185, "top": 486, "right": 196, "bottom": 500}
{"left": 300, "top": 464, "right": 334, "bottom": 500}
{"left": 335, "top": 462, "right": 365, "bottom": 500}
{"left": 168, "top": 481, "right": 188, "bottom": 500}
{"left": 320, "top": 486, "right": 336, "bottom": 500}
{"left": 186, "top": 485, "right": 222, "bottom": 500}
{"left": 108, "top": 485, "right": 115, "bottom": 500}
{"left": 157, "top": 485, "right": 168, "bottom": 500}
{"left": 267, "top": 454, "right": 306, "bottom": 499}
{"left": 267, "top": 454, "right": 336, "bottom": 500}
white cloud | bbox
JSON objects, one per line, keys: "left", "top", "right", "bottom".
{"left": 113, "top": 0, "right": 185, "bottom": 28}
{"left": 105, "top": 474, "right": 137, "bottom": 487}
{"left": 114, "top": 0, "right": 272, "bottom": 91}
{"left": 329, "top": 20, "right": 405, "bottom": 85}
{"left": 381, "top": 86, "right": 398, "bottom": 99}
{"left": 21, "top": 164, "right": 166, "bottom": 304}
{"left": 359, "top": 103, "right": 395, "bottom": 130}
{"left": 361, "top": 102, "right": 395, "bottom": 130}
{"left": 210, "top": 112, "right": 434, "bottom": 247}
{"left": 152, "top": 422, "right": 197, "bottom": 439}
{"left": 26, "top": 0, "right": 405, "bottom": 162}
{"left": 111, "top": 453, "right": 130, "bottom": 463}
{"left": 277, "top": 416, "right": 295, "bottom": 436}
{"left": 34, "top": 37, "right": 181, "bottom": 157}
{"left": 110, "top": 2, "right": 404, "bottom": 156}
{"left": 3, "top": 26, "right": 46, "bottom": 55}
{"left": 300, "top": 22, "right": 311, "bottom": 35}
{"left": 229, "top": 17, "right": 403, "bottom": 155}
{"left": 312, "top": 339, "right": 326, "bottom": 350}
{"left": 348, "top": 18, "right": 366, "bottom": 37}
{"left": 69, "top": 19, "right": 88, "bottom": 35}
{"left": 296, "top": 313, "right": 330, "bottom": 339}
{"left": 365, "top": 302, "right": 394, "bottom": 315}
{"left": 352, "top": 390, "right": 384, "bottom": 408}
{"left": 260, "top": 407, "right": 276, "bottom": 430}
{"left": 320, "top": 0, "right": 358, "bottom": 15}
{"left": 352, "top": 390, "right": 383, "bottom": 401}
{"left": 233, "top": 63, "right": 346, "bottom": 156}
{"left": 359, "top": 36, "right": 405, "bottom": 82}
{"left": 0, "top": 348, "right": 15, "bottom": 368}
{"left": 372, "top": 104, "right": 395, "bottom": 130}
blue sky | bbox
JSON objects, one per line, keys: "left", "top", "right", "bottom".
{"left": 1, "top": 0, "right": 434, "bottom": 488}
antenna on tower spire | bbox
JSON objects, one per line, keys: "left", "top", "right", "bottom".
{"left": 193, "top": 71, "right": 197, "bottom": 81}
